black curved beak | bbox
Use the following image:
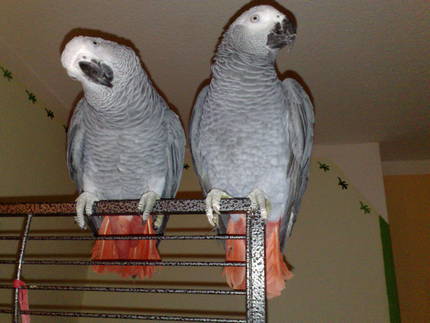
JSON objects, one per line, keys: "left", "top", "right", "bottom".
{"left": 267, "top": 18, "right": 297, "bottom": 49}
{"left": 79, "top": 60, "right": 113, "bottom": 88}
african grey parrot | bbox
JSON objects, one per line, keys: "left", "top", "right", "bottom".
{"left": 61, "top": 36, "right": 185, "bottom": 278}
{"left": 190, "top": 5, "right": 314, "bottom": 298}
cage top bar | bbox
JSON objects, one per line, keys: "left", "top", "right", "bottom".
{"left": 0, "top": 259, "right": 246, "bottom": 267}
{"left": 0, "top": 198, "right": 251, "bottom": 216}
{"left": 0, "top": 284, "right": 246, "bottom": 296}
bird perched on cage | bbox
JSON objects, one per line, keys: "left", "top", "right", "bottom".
{"left": 61, "top": 35, "right": 185, "bottom": 278}
{"left": 189, "top": 4, "right": 314, "bottom": 298}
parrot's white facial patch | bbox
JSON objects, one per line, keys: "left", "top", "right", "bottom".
{"left": 61, "top": 36, "right": 114, "bottom": 87}
{"left": 232, "top": 5, "right": 285, "bottom": 32}
{"left": 62, "top": 36, "right": 99, "bottom": 78}
{"left": 227, "top": 5, "right": 295, "bottom": 55}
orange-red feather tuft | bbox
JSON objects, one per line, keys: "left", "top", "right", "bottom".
{"left": 223, "top": 217, "right": 293, "bottom": 299}
{"left": 223, "top": 216, "right": 246, "bottom": 290}
{"left": 91, "top": 215, "right": 160, "bottom": 279}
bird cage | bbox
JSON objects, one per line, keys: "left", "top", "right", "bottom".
{"left": 0, "top": 198, "right": 267, "bottom": 322}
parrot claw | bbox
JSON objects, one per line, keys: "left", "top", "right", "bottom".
{"left": 75, "top": 192, "right": 99, "bottom": 230}
{"left": 205, "top": 189, "right": 231, "bottom": 227}
{"left": 248, "top": 189, "right": 270, "bottom": 220}
{"left": 153, "top": 214, "right": 164, "bottom": 231}
{"left": 138, "top": 191, "right": 160, "bottom": 223}
{"left": 74, "top": 215, "right": 87, "bottom": 230}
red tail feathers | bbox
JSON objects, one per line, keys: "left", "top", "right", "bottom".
{"left": 223, "top": 217, "right": 293, "bottom": 299}
{"left": 92, "top": 215, "right": 160, "bottom": 279}
{"left": 265, "top": 221, "right": 294, "bottom": 299}
{"left": 224, "top": 217, "right": 246, "bottom": 290}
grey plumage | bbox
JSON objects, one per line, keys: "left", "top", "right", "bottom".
{"left": 62, "top": 36, "right": 185, "bottom": 233}
{"left": 190, "top": 5, "right": 314, "bottom": 249}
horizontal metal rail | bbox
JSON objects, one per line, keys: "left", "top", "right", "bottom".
{"left": 0, "top": 198, "right": 251, "bottom": 216}
{"left": 0, "top": 284, "right": 246, "bottom": 295}
{"left": 0, "top": 259, "right": 245, "bottom": 267}
{"left": 0, "top": 310, "right": 246, "bottom": 323}
{"left": 0, "top": 234, "right": 245, "bottom": 241}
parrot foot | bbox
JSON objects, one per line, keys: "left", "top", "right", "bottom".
{"left": 248, "top": 188, "right": 270, "bottom": 220}
{"left": 153, "top": 214, "right": 165, "bottom": 231}
{"left": 138, "top": 191, "right": 160, "bottom": 222}
{"left": 205, "top": 189, "right": 231, "bottom": 227}
{"left": 75, "top": 192, "right": 99, "bottom": 229}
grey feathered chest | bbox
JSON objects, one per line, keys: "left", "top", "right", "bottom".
{"left": 197, "top": 65, "right": 289, "bottom": 198}
{"left": 80, "top": 100, "right": 168, "bottom": 200}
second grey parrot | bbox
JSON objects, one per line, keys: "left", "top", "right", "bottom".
{"left": 62, "top": 36, "right": 185, "bottom": 278}
{"left": 190, "top": 5, "right": 314, "bottom": 298}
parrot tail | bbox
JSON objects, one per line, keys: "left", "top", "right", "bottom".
{"left": 224, "top": 216, "right": 246, "bottom": 290}
{"left": 223, "top": 217, "right": 293, "bottom": 299}
{"left": 265, "top": 221, "right": 294, "bottom": 299}
{"left": 92, "top": 215, "right": 160, "bottom": 279}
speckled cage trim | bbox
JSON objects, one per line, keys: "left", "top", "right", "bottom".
{"left": 0, "top": 198, "right": 252, "bottom": 216}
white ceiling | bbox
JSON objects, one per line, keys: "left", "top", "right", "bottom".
{"left": 0, "top": 0, "right": 429, "bottom": 161}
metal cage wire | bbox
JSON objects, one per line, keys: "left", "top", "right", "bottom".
{"left": 0, "top": 199, "right": 267, "bottom": 323}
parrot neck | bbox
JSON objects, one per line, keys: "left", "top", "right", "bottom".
{"left": 212, "top": 41, "right": 277, "bottom": 81}
{"left": 83, "top": 69, "right": 164, "bottom": 128}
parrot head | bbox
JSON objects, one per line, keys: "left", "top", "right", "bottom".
{"left": 226, "top": 5, "right": 296, "bottom": 56}
{"left": 61, "top": 36, "right": 137, "bottom": 90}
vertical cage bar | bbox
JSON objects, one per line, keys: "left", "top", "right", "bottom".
{"left": 246, "top": 209, "right": 266, "bottom": 322}
{"left": 13, "top": 214, "right": 33, "bottom": 323}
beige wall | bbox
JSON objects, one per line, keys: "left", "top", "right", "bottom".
{"left": 0, "top": 37, "right": 69, "bottom": 123}
{"left": 384, "top": 174, "right": 430, "bottom": 323}
{"left": 383, "top": 160, "right": 430, "bottom": 176}
{"left": 0, "top": 65, "right": 83, "bottom": 322}
{"left": 314, "top": 143, "right": 388, "bottom": 220}
{"left": 0, "top": 64, "right": 75, "bottom": 197}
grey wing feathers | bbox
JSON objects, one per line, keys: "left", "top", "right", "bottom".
{"left": 67, "top": 100, "right": 103, "bottom": 233}
{"left": 156, "top": 110, "right": 185, "bottom": 238}
{"left": 189, "top": 85, "right": 210, "bottom": 194}
{"left": 163, "top": 110, "right": 186, "bottom": 198}
{"left": 280, "top": 78, "right": 314, "bottom": 247}
{"left": 189, "top": 85, "right": 228, "bottom": 236}
{"left": 66, "top": 99, "right": 85, "bottom": 192}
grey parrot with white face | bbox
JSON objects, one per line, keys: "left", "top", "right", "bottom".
{"left": 190, "top": 5, "right": 314, "bottom": 298}
{"left": 62, "top": 36, "right": 185, "bottom": 278}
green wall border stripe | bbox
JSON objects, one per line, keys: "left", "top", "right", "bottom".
{"left": 379, "top": 216, "right": 401, "bottom": 323}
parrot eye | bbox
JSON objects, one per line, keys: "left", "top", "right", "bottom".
{"left": 250, "top": 14, "right": 260, "bottom": 23}
{"left": 92, "top": 41, "right": 98, "bottom": 45}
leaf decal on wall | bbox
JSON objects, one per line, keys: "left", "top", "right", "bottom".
{"left": 25, "top": 90, "right": 37, "bottom": 104}
{"left": 0, "top": 65, "right": 13, "bottom": 81}
{"left": 318, "top": 161, "right": 330, "bottom": 172}
{"left": 45, "top": 108, "right": 55, "bottom": 119}
{"left": 337, "top": 176, "right": 348, "bottom": 190}
{"left": 359, "top": 201, "right": 371, "bottom": 214}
